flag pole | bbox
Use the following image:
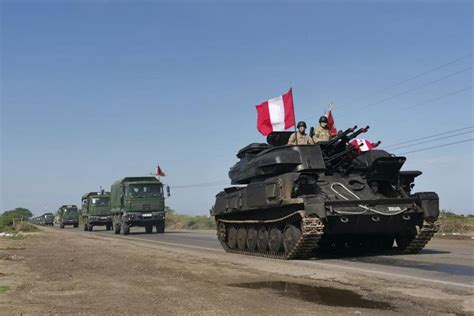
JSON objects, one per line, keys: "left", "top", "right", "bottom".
{"left": 290, "top": 82, "right": 298, "bottom": 145}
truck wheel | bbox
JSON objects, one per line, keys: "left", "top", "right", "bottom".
{"left": 121, "top": 223, "right": 130, "bottom": 235}
{"left": 88, "top": 225, "right": 93, "bottom": 231}
{"left": 155, "top": 222, "right": 165, "bottom": 233}
{"left": 60, "top": 223, "right": 65, "bottom": 229}
{"left": 106, "top": 224, "right": 112, "bottom": 231}
{"left": 83, "top": 223, "right": 88, "bottom": 231}
{"left": 114, "top": 223, "right": 121, "bottom": 234}
{"left": 145, "top": 225, "right": 153, "bottom": 234}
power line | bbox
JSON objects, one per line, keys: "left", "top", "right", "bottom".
{"left": 398, "top": 86, "right": 473, "bottom": 111}
{"left": 170, "top": 180, "right": 229, "bottom": 189}
{"left": 348, "top": 53, "right": 473, "bottom": 103}
{"left": 383, "top": 126, "right": 474, "bottom": 149}
{"left": 362, "top": 66, "right": 472, "bottom": 109}
{"left": 397, "top": 138, "right": 474, "bottom": 155}
{"left": 388, "top": 130, "right": 474, "bottom": 151}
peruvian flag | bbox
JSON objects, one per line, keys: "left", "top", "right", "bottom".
{"left": 325, "top": 102, "right": 337, "bottom": 137}
{"left": 155, "top": 165, "right": 166, "bottom": 177}
{"left": 256, "top": 89, "right": 295, "bottom": 136}
{"left": 350, "top": 139, "right": 377, "bottom": 153}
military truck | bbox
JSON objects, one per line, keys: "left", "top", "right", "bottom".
{"left": 110, "top": 177, "right": 168, "bottom": 235}
{"left": 211, "top": 126, "right": 439, "bottom": 259}
{"left": 56, "top": 205, "right": 79, "bottom": 228}
{"left": 81, "top": 191, "right": 112, "bottom": 231}
{"left": 42, "top": 212, "right": 54, "bottom": 226}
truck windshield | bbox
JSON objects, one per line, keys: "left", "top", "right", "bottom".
{"left": 91, "top": 197, "right": 110, "bottom": 206}
{"left": 64, "top": 208, "right": 77, "bottom": 214}
{"left": 127, "top": 184, "right": 163, "bottom": 198}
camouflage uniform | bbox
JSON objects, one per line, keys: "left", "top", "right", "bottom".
{"left": 288, "top": 132, "right": 314, "bottom": 145}
{"left": 312, "top": 126, "right": 330, "bottom": 143}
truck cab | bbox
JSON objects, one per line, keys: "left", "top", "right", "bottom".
{"left": 110, "top": 177, "right": 167, "bottom": 235}
{"left": 81, "top": 191, "right": 112, "bottom": 231}
{"left": 57, "top": 205, "right": 79, "bottom": 229}
{"left": 43, "top": 213, "right": 54, "bottom": 226}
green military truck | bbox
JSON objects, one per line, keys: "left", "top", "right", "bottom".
{"left": 42, "top": 212, "right": 54, "bottom": 226}
{"left": 81, "top": 191, "right": 112, "bottom": 231}
{"left": 56, "top": 205, "right": 79, "bottom": 228}
{"left": 110, "top": 177, "right": 168, "bottom": 235}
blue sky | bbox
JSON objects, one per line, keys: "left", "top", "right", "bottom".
{"left": 1, "top": 1, "right": 472, "bottom": 215}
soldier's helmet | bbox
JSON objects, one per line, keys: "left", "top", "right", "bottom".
{"left": 297, "top": 121, "right": 307, "bottom": 128}
{"left": 319, "top": 116, "right": 328, "bottom": 123}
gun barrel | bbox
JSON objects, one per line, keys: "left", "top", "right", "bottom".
{"left": 347, "top": 125, "right": 370, "bottom": 140}
{"left": 326, "top": 125, "right": 357, "bottom": 147}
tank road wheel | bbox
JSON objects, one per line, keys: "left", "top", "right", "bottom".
{"left": 237, "top": 227, "right": 248, "bottom": 250}
{"left": 257, "top": 227, "right": 269, "bottom": 252}
{"left": 145, "top": 225, "right": 153, "bottom": 234}
{"left": 217, "top": 222, "right": 226, "bottom": 241}
{"left": 283, "top": 224, "right": 302, "bottom": 254}
{"left": 227, "top": 227, "right": 238, "bottom": 249}
{"left": 246, "top": 227, "right": 258, "bottom": 251}
{"left": 121, "top": 222, "right": 130, "bottom": 235}
{"left": 268, "top": 227, "right": 283, "bottom": 253}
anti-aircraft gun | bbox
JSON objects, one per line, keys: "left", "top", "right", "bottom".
{"left": 211, "top": 125, "right": 439, "bottom": 259}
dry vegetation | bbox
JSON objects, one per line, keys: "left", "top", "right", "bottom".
{"left": 165, "top": 207, "right": 215, "bottom": 230}
{"left": 438, "top": 211, "right": 474, "bottom": 234}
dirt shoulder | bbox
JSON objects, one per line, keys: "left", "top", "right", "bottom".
{"left": 0, "top": 229, "right": 472, "bottom": 315}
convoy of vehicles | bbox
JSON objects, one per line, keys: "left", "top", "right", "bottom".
{"left": 31, "top": 212, "right": 55, "bottom": 226}
{"left": 81, "top": 191, "right": 112, "bottom": 231}
{"left": 27, "top": 120, "right": 439, "bottom": 262}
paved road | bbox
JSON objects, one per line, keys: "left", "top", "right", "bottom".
{"left": 57, "top": 226, "right": 474, "bottom": 290}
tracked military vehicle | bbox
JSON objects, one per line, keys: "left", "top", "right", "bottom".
{"left": 110, "top": 177, "right": 168, "bottom": 235}
{"left": 81, "top": 191, "right": 112, "bottom": 231}
{"left": 56, "top": 205, "right": 79, "bottom": 228}
{"left": 211, "top": 126, "right": 440, "bottom": 259}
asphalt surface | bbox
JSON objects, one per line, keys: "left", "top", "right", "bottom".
{"left": 57, "top": 226, "right": 474, "bottom": 290}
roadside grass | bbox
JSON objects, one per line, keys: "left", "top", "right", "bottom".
{"left": 438, "top": 215, "right": 474, "bottom": 234}
{"left": 0, "top": 285, "right": 10, "bottom": 293}
{"left": 165, "top": 211, "right": 215, "bottom": 230}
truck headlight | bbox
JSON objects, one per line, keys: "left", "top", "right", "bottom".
{"left": 152, "top": 211, "right": 164, "bottom": 218}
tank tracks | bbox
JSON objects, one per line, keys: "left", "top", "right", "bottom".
{"left": 399, "top": 219, "right": 440, "bottom": 254}
{"left": 216, "top": 211, "right": 325, "bottom": 260}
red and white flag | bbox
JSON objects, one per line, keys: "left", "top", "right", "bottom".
{"left": 155, "top": 165, "right": 166, "bottom": 177}
{"left": 350, "top": 139, "right": 377, "bottom": 152}
{"left": 256, "top": 89, "right": 295, "bottom": 136}
{"left": 325, "top": 102, "right": 337, "bottom": 137}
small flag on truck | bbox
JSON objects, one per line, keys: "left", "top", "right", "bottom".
{"left": 155, "top": 165, "right": 166, "bottom": 177}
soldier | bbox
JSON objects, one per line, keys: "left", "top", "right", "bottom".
{"left": 288, "top": 121, "right": 314, "bottom": 145}
{"left": 312, "top": 116, "right": 331, "bottom": 143}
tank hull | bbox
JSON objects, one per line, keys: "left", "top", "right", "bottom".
{"left": 212, "top": 175, "right": 439, "bottom": 259}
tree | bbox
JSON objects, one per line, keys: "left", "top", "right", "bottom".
{"left": 2, "top": 207, "right": 33, "bottom": 219}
